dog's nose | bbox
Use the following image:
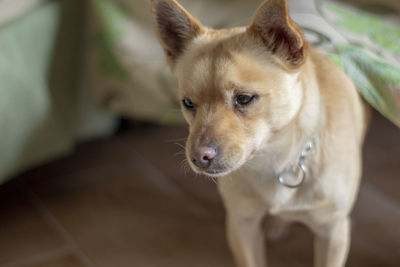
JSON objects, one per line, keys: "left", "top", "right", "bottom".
{"left": 191, "top": 145, "right": 217, "bottom": 169}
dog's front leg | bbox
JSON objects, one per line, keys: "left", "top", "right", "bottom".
{"left": 226, "top": 212, "right": 267, "bottom": 267}
{"left": 313, "top": 217, "right": 350, "bottom": 267}
{"left": 219, "top": 180, "right": 267, "bottom": 267}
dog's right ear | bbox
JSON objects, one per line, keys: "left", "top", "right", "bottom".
{"left": 151, "top": 0, "right": 204, "bottom": 68}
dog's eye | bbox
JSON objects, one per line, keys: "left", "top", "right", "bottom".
{"left": 235, "top": 94, "right": 257, "bottom": 107}
{"left": 182, "top": 98, "right": 195, "bottom": 110}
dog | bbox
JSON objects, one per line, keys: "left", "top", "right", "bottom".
{"left": 151, "top": 0, "right": 369, "bottom": 266}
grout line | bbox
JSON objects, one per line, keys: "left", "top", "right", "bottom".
{"left": 19, "top": 180, "right": 96, "bottom": 267}
{"left": 1, "top": 246, "right": 72, "bottom": 267}
{"left": 361, "top": 181, "right": 400, "bottom": 214}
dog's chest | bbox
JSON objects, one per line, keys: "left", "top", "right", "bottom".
{"left": 251, "top": 176, "right": 298, "bottom": 213}
{"left": 246, "top": 170, "right": 324, "bottom": 218}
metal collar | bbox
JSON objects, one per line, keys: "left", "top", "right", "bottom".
{"left": 277, "top": 138, "right": 315, "bottom": 189}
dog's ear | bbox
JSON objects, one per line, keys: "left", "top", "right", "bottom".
{"left": 248, "top": 0, "right": 307, "bottom": 68}
{"left": 151, "top": 0, "right": 204, "bottom": 67}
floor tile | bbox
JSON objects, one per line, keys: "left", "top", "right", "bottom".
{"left": 351, "top": 182, "right": 400, "bottom": 266}
{"left": 348, "top": 235, "right": 397, "bottom": 267}
{"left": 362, "top": 112, "right": 400, "bottom": 204}
{"left": 0, "top": 181, "right": 69, "bottom": 266}
{"left": 30, "top": 254, "right": 86, "bottom": 267}
{"left": 26, "top": 155, "right": 233, "bottom": 267}
{"left": 120, "top": 125, "right": 225, "bottom": 218}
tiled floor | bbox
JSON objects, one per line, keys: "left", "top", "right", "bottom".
{"left": 0, "top": 112, "right": 399, "bottom": 267}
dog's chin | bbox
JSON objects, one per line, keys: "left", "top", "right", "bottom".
{"left": 190, "top": 161, "right": 246, "bottom": 178}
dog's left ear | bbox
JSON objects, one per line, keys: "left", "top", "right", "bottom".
{"left": 248, "top": 0, "right": 307, "bottom": 68}
{"left": 151, "top": 0, "right": 204, "bottom": 68}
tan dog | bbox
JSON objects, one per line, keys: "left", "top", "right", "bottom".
{"left": 151, "top": 0, "right": 368, "bottom": 266}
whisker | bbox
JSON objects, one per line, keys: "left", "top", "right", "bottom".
{"left": 174, "top": 142, "right": 186, "bottom": 150}
{"left": 180, "top": 158, "right": 190, "bottom": 175}
{"left": 173, "top": 150, "right": 186, "bottom": 158}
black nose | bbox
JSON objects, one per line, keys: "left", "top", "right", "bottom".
{"left": 191, "top": 145, "right": 217, "bottom": 169}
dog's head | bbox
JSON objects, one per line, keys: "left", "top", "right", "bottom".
{"left": 151, "top": 0, "right": 308, "bottom": 176}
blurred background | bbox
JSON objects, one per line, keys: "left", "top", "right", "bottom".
{"left": 0, "top": 0, "right": 399, "bottom": 266}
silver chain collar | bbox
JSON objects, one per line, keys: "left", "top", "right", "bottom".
{"left": 277, "top": 138, "right": 315, "bottom": 189}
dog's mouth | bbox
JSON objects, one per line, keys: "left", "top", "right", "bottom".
{"left": 189, "top": 163, "right": 230, "bottom": 177}
{"left": 202, "top": 168, "right": 231, "bottom": 177}
{"left": 190, "top": 157, "right": 248, "bottom": 178}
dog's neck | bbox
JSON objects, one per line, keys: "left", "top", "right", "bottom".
{"left": 247, "top": 54, "right": 323, "bottom": 178}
